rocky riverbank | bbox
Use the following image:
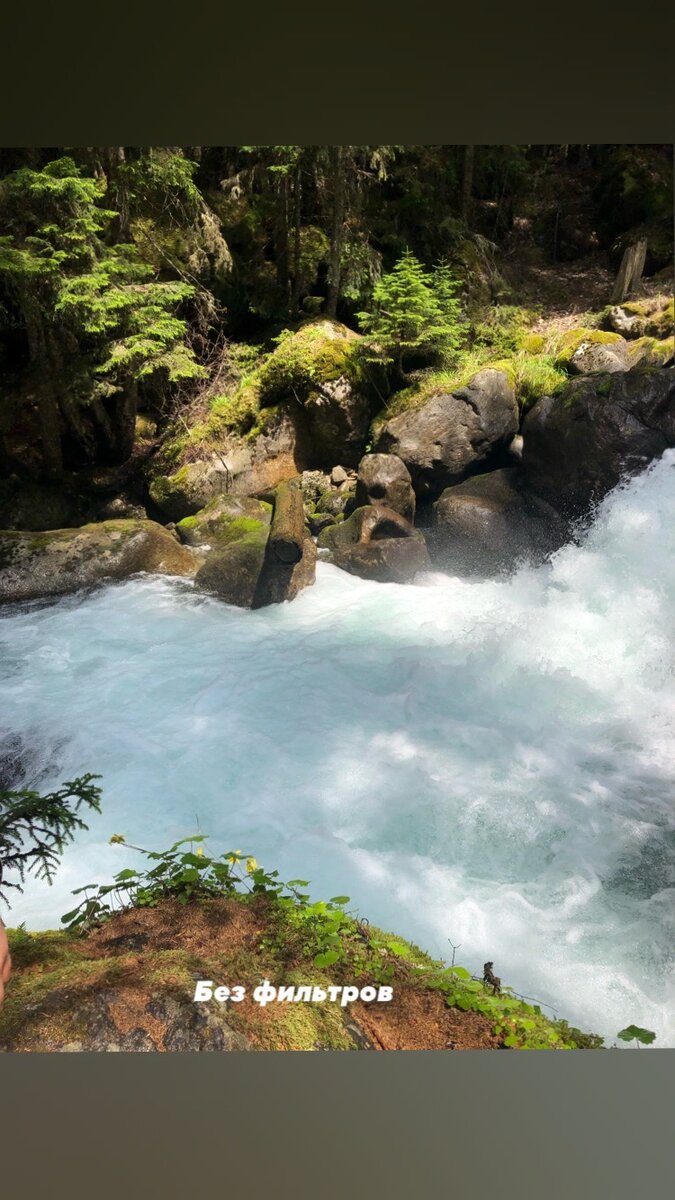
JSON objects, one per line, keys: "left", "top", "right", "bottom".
{"left": 1, "top": 301, "right": 673, "bottom": 608}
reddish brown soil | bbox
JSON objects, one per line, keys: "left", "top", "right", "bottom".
{"left": 352, "top": 990, "right": 501, "bottom": 1051}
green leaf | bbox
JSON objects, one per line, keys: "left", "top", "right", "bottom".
{"left": 314, "top": 949, "right": 341, "bottom": 968}
{"left": 60, "top": 907, "right": 82, "bottom": 923}
{"left": 329, "top": 895, "right": 350, "bottom": 905}
{"left": 617, "top": 1025, "right": 656, "bottom": 1045}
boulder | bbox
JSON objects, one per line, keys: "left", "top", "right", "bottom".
{"left": 319, "top": 504, "right": 430, "bottom": 584}
{"left": 0, "top": 519, "right": 197, "bottom": 605}
{"left": 315, "top": 484, "right": 356, "bottom": 518}
{"left": 566, "top": 339, "right": 629, "bottom": 375}
{"left": 556, "top": 326, "right": 672, "bottom": 374}
{"left": 374, "top": 369, "right": 518, "bottom": 500}
{"left": 304, "top": 377, "right": 376, "bottom": 469}
{"left": 355, "top": 453, "right": 415, "bottom": 520}
{"left": 522, "top": 367, "right": 675, "bottom": 518}
{"left": 176, "top": 495, "right": 272, "bottom": 548}
{"left": 605, "top": 297, "right": 674, "bottom": 341}
{"left": 257, "top": 320, "right": 378, "bottom": 468}
{"left": 430, "top": 469, "right": 566, "bottom": 574}
{"left": 193, "top": 525, "right": 270, "bottom": 608}
{"left": 148, "top": 460, "right": 229, "bottom": 522}
{"left": 90, "top": 496, "right": 148, "bottom": 522}
{"left": 216, "top": 406, "right": 309, "bottom": 497}
{"left": 193, "top": 483, "right": 316, "bottom": 609}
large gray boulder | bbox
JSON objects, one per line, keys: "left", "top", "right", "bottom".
{"left": 355, "top": 453, "right": 416, "bottom": 521}
{"left": 522, "top": 367, "right": 675, "bottom": 518}
{"left": 430, "top": 469, "right": 566, "bottom": 574}
{"left": 374, "top": 369, "right": 518, "bottom": 500}
{"left": 0, "top": 519, "right": 197, "bottom": 605}
{"left": 304, "top": 377, "right": 375, "bottom": 469}
{"left": 319, "top": 504, "right": 430, "bottom": 584}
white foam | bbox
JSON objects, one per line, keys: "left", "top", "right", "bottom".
{"left": 1, "top": 450, "right": 674, "bottom": 1045}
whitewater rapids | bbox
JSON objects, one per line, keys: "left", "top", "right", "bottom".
{"left": 1, "top": 451, "right": 674, "bottom": 1046}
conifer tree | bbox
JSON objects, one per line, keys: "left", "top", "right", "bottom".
{"left": 357, "top": 249, "right": 464, "bottom": 371}
{"left": 0, "top": 157, "right": 203, "bottom": 472}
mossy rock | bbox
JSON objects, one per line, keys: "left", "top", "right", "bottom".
{"left": 257, "top": 319, "right": 361, "bottom": 406}
{"left": 518, "top": 332, "right": 546, "bottom": 354}
{"left": 148, "top": 461, "right": 229, "bottom": 523}
{"left": 627, "top": 335, "right": 674, "bottom": 369}
{"left": 555, "top": 328, "right": 625, "bottom": 369}
{"left": 176, "top": 495, "right": 272, "bottom": 548}
{"left": 1, "top": 891, "right": 602, "bottom": 1052}
{"left": 0, "top": 519, "right": 197, "bottom": 605}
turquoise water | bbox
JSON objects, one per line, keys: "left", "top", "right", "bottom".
{"left": 2, "top": 451, "right": 674, "bottom": 1045}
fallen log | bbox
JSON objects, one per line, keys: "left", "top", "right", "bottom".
{"left": 269, "top": 479, "right": 305, "bottom": 564}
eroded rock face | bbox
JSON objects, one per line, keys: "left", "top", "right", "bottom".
{"left": 219, "top": 407, "right": 309, "bottom": 497}
{"left": 319, "top": 504, "right": 430, "bottom": 583}
{"left": 430, "top": 469, "right": 565, "bottom": 574}
{"left": 0, "top": 519, "right": 197, "bottom": 605}
{"left": 355, "top": 453, "right": 415, "bottom": 521}
{"left": 0, "top": 988, "right": 252, "bottom": 1052}
{"left": 522, "top": 367, "right": 675, "bottom": 518}
{"left": 374, "top": 369, "right": 518, "bottom": 500}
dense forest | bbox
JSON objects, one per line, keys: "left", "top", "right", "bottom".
{"left": 0, "top": 144, "right": 672, "bottom": 486}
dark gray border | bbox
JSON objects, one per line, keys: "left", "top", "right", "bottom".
{"left": 1, "top": 1051, "right": 673, "bottom": 1193}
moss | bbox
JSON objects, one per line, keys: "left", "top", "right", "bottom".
{"left": 627, "top": 334, "right": 674, "bottom": 367}
{"left": 257, "top": 319, "right": 361, "bottom": 405}
{"left": 371, "top": 348, "right": 565, "bottom": 430}
{"left": 519, "top": 332, "right": 545, "bottom": 354}
{"left": 555, "top": 328, "right": 624, "bottom": 368}
{"left": 218, "top": 516, "right": 268, "bottom": 541}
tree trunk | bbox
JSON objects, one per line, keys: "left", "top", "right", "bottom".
{"left": 23, "top": 303, "right": 63, "bottom": 476}
{"left": 326, "top": 145, "right": 346, "bottom": 318}
{"left": 102, "top": 146, "right": 130, "bottom": 242}
{"left": 275, "top": 172, "right": 290, "bottom": 313}
{"left": 290, "top": 163, "right": 303, "bottom": 315}
{"left": 461, "top": 144, "right": 474, "bottom": 222}
{"left": 611, "top": 239, "right": 648, "bottom": 303}
{"left": 112, "top": 381, "right": 139, "bottom": 463}
{"left": 269, "top": 479, "right": 304, "bottom": 564}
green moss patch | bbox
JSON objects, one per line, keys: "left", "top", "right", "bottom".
{"left": 257, "top": 319, "right": 362, "bottom": 405}
{"left": 554, "top": 328, "right": 624, "bottom": 368}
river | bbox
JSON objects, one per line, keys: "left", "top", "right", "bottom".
{"left": 1, "top": 450, "right": 674, "bottom": 1045}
